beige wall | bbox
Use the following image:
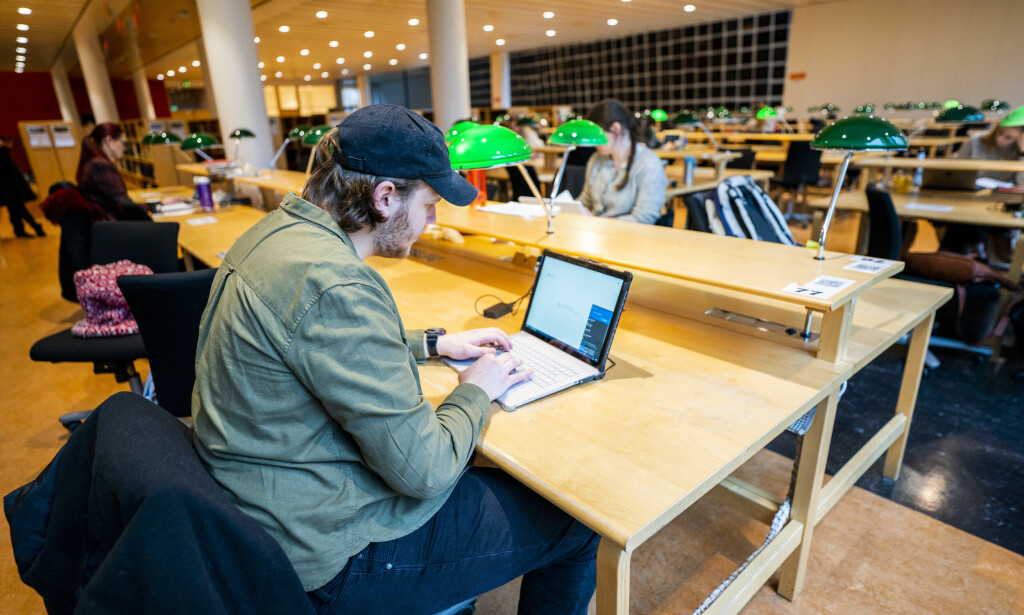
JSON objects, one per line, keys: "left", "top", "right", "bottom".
{"left": 784, "top": 0, "right": 1023, "bottom": 118}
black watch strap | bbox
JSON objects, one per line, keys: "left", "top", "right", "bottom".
{"left": 425, "top": 328, "right": 446, "bottom": 357}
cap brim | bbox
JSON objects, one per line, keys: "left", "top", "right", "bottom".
{"left": 425, "top": 169, "right": 479, "bottom": 207}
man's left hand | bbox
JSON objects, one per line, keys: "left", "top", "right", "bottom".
{"left": 435, "top": 328, "right": 512, "bottom": 360}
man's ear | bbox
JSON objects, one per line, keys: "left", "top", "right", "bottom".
{"left": 372, "top": 181, "right": 397, "bottom": 219}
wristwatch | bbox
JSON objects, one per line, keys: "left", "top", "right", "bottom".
{"left": 425, "top": 328, "right": 446, "bottom": 358}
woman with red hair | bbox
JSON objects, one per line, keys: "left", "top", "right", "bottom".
{"left": 75, "top": 123, "right": 150, "bottom": 220}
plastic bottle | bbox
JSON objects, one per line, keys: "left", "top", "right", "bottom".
{"left": 911, "top": 149, "right": 926, "bottom": 187}
{"left": 684, "top": 156, "right": 696, "bottom": 186}
{"left": 194, "top": 176, "right": 214, "bottom": 211}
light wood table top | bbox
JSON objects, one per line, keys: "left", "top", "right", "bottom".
{"left": 231, "top": 169, "right": 309, "bottom": 194}
{"left": 855, "top": 156, "right": 1024, "bottom": 173}
{"left": 128, "top": 185, "right": 195, "bottom": 201}
{"left": 153, "top": 205, "right": 266, "bottom": 269}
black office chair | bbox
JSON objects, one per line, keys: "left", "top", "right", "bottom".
{"left": 507, "top": 164, "right": 542, "bottom": 201}
{"left": 725, "top": 148, "right": 756, "bottom": 170}
{"left": 30, "top": 221, "right": 181, "bottom": 422}
{"left": 683, "top": 192, "right": 712, "bottom": 232}
{"left": 559, "top": 164, "right": 588, "bottom": 199}
{"left": 865, "top": 184, "right": 916, "bottom": 261}
{"left": 119, "top": 269, "right": 217, "bottom": 417}
{"left": 770, "top": 141, "right": 822, "bottom": 225}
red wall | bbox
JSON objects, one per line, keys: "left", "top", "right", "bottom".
{"left": 0, "top": 70, "right": 170, "bottom": 177}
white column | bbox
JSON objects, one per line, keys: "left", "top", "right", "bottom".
{"left": 195, "top": 0, "right": 274, "bottom": 167}
{"left": 131, "top": 68, "right": 156, "bottom": 120}
{"left": 426, "top": 0, "right": 471, "bottom": 131}
{"left": 197, "top": 39, "right": 218, "bottom": 120}
{"left": 489, "top": 51, "right": 511, "bottom": 109}
{"left": 72, "top": 25, "right": 119, "bottom": 123}
{"left": 50, "top": 62, "right": 81, "bottom": 125}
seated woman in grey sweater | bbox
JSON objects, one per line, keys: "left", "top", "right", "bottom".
{"left": 954, "top": 123, "right": 1024, "bottom": 185}
{"left": 579, "top": 99, "right": 669, "bottom": 224}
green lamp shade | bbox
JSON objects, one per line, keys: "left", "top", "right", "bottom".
{"left": 287, "top": 125, "right": 312, "bottom": 139}
{"left": 854, "top": 104, "right": 876, "bottom": 115}
{"left": 1000, "top": 106, "right": 1024, "bottom": 127}
{"left": 942, "top": 99, "right": 961, "bottom": 109}
{"left": 756, "top": 106, "right": 777, "bottom": 120}
{"left": 181, "top": 132, "right": 220, "bottom": 151}
{"left": 821, "top": 103, "right": 840, "bottom": 112}
{"left": 650, "top": 109, "right": 668, "bottom": 122}
{"left": 900, "top": 101, "right": 915, "bottom": 110}
{"left": 548, "top": 119, "right": 608, "bottom": 146}
{"left": 447, "top": 125, "right": 532, "bottom": 170}
{"left": 230, "top": 128, "right": 256, "bottom": 139}
{"left": 884, "top": 102, "right": 897, "bottom": 111}
{"left": 143, "top": 131, "right": 181, "bottom": 145}
{"left": 715, "top": 106, "right": 731, "bottom": 118}
{"left": 301, "top": 125, "right": 333, "bottom": 146}
{"left": 982, "top": 99, "right": 1011, "bottom": 112}
{"left": 916, "top": 102, "right": 928, "bottom": 109}
{"left": 736, "top": 106, "right": 751, "bottom": 115}
{"left": 444, "top": 121, "right": 479, "bottom": 144}
{"left": 672, "top": 111, "right": 701, "bottom": 125}
{"left": 811, "top": 116, "right": 908, "bottom": 151}
{"left": 935, "top": 105, "right": 985, "bottom": 123}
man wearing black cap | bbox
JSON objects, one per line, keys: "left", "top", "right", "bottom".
{"left": 193, "top": 105, "right": 599, "bottom": 614}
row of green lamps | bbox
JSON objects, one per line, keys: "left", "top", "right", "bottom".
{"left": 142, "top": 130, "right": 220, "bottom": 161}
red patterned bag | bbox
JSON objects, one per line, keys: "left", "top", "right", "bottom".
{"left": 70, "top": 260, "right": 153, "bottom": 338}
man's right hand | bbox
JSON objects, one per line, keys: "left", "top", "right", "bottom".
{"left": 458, "top": 352, "right": 533, "bottom": 400}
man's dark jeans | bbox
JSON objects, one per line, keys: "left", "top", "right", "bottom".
{"left": 307, "top": 466, "right": 600, "bottom": 615}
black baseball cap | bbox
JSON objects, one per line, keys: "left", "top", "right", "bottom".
{"left": 331, "top": 105, "right": 477, "bottom": 206}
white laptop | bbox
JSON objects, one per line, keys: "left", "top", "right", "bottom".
{"left": 444, "top": 250, "right": 632, "bottom": 411}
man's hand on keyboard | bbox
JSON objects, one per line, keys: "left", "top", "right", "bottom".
{"left": 436, "top": 327, "right": 513, "bottom": 360}
{"left": 458, "top": 352, "right": 533, "bottom": 400}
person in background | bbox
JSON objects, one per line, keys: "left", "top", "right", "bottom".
{"left": 579, "top": 99, "right": 669, "bottom": 224}
{"left": 513, "top": 115, "right": 546, "bottom": 151}
{"left": 75, "top": 123, "right": 151, "bottom": 221}
{"left": 954, "top": 123, "right": 1024, "bottom": 185}
{"left": 0, "top": 135, "right": 45, "bottom": 237}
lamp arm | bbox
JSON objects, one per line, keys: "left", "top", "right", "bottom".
{"left": 815, "top": 151, "right": 854, "bottom": 260}
{"left": 194, "top": 149, "right": 215, "bottom": 162}
{"left": 697, "top": 122, "right": 721, "bottom": 149}
{"left": 268, "top": 138, "right": 291, "bottom": 169}
{"left": 515, "top": 162, "right": 553, "bottom": 234}
{"left": 778, "top": 115, "right": 794, "bottom": 133}
{"left": 233, "top": 139, "right": 242, "bottom": 163}
{"left": 548, "top": 145, "right": 575, "bottom": 206}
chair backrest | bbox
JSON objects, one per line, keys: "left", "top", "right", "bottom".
{"left": 508, "top": 164, "right": 542, "bottom": 201}
{"left": 683, "top": 192, "right": 712, "bottom": 232}
{"left": 864, "top": 185, "right": 903, "bottom": 260}
{"left": 119, "top": 269, "right": 216, "bottom": 417}
{"left": 725, "top": 149, "right": 756, "bottom": 170}
{"left": 780, "top": 141, "right": 822, "bottom": 185}
{"left": 559, "top": 164, "right": 588, "bottom": 199}
{"left": 89, "top": 220, "right": 180, "bottom": 273}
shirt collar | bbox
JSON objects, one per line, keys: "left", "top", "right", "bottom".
{"left": 278, "top": 192, "right": 356, "bottom": 253}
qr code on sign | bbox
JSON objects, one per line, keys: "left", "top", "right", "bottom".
{"left": 814, "top": 278, "right": 849, "bottom": 288}
{"left": 846, "top": 262, "right": 887, "bottom": 273}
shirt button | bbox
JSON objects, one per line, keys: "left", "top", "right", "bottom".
{"left": 385, "top": 563, "right": 393, "bottom": 570}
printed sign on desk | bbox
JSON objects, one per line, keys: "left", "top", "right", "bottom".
{"left": 782, "top": 276, "right": 856, "bottom": 300}
{"left": 843, "top": 256, "right": 897, "bottom": 275}
{"left": 26, "top": 125, "right": 51, "bottom": 148}
{"left": 50, "top": 125, "right": 76, "bottom": 148}
{"left": 168, "top": 121, "right": 187, "bottom": 140}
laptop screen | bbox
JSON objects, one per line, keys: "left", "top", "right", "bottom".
{"left": 521, "top": 251, "right": 632, "bottom": 367}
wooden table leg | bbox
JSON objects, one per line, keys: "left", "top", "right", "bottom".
{"left": 596, "top": 539, "right": 630, "bottom": 615}
{"left": 884, "top": 313, "right": 935, "bottom": 479}
{"left": 776, "top": 387, "right": 840, "bottom": 600}
{"left": 182, "top": 251, "right": 196, "bottom": 272}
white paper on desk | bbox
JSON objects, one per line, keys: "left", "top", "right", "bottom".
{"left": 782, "top": 276, "right": 856, "bottom": 300}
{"left": 975, "top": 177, "right": 1014, "bottom": 190}
{"left": 477, "top": 202, "right": 562, "bottom": 218}
{"left": 843, "top": 256, "right": 897, "bottom": 274}
{"left": 186, "top": 216, "right": 218, "bottom": 226}
{"left": 904, "top": 202, "right": 955, "bottom": 212}
{"left": 159, "top": 206, "right": 199, "bottom": 217}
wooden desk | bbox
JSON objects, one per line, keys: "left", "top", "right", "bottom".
{"left": 127, "top": 185, "right": 195, "bottom": 202}
{"left": 231, "top": 169, "right": 308, "bottom": 210}
{"left": 664, "top": 167, "right": 774, "bottom": 198}
{"left": 153, "top": 205, "right": 266, "bottom": 270}
{"left": 854, "top": 156, "right": 1024, "bottom": 184}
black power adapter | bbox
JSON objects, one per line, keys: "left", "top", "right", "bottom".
{"left": 482, "top": 301, "right": 514, "bottom": 319}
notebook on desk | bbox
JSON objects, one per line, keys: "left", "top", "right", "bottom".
{"left": 920, "top": 169, "right": 980, "bottom": 191}
{"left": 444, "top": 249, "right": 632, "bottom": 411}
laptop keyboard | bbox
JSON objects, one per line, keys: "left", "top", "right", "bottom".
{"left": 504, "top": 342, "right": 578, "bottom": 387}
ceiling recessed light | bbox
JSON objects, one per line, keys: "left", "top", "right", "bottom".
{"left": 363, "top": 63, "right": 371, "bottom": 70}
{"left": 192, "top": 60, "right": 200, "bottom": 67}
{"left": 16, "top": 46, "right": 26, "bottom": 53}
{"left": 483, "top": 25, "right": 494, "bottom": 32}
{"left": 313, "top": 62, "right": 321, "bottom": 69}
{"left": 364, "top": 31, "right": 374, "bottom": 38}
{"left": 315, "top": 10, "right": 327, "bottom": 18}
{"left": 321, "top": 71, "right": 329, "bottom": 78}
{"left": 15, "top": 67, "right": 23, "bottom": 73}
{"left": 275, "top": 71, "right": 282, "bottom": 78}
{"left": 254, "top": 36, "right": 260, "bottom": 43}
{"left": 684, "top": 4, "right": 696, "bottom": 11}
{"left": 607, "top": 18, "right": 618, "bottom": 25}
{"left": 258, "top": 61, "right": 265, "bottom": 68}
{"left": 363, "top": 51, "right": 372, "bottom": 58}
{"left": 304, "top": 75, "right": 311, "bottom": 81}
{"left": 276, "top": 56, "right": 285, "bottom": 62}
{"left": 157, "top": 74, "right": 165, "bottom": 80}
{"left": 16, "top": 55, "right": 25, "bottom": 61}
{"left": 18, "top": 7, "right": 31, "bottom": 15}
{"left": 329, "top": 40, "right": 338, "bottom": 47}
{"left": 278, "top": 25, "right": 289, "bottom": 33}
{"left": 419, "top": 52, "right": 428, "bottom": 59}
{"left": 300, "top": 49, "right": 309, "bottom": 56}
{"left": 396, "top": 43, "right": 406, "bottom": 50}
{"left": 342, "top": 68, "right": 349, "bottom": 75}
{"left": 408, "top": 18, "right": 419, "bottom": 26}
{"left": 167, "top": 70, "right": 175, "bottom": 76}
{"left": 543, "top": 11, "right": 554, "bottom": 18}
{"left": 16, "top": 24, "right": 29, "bottom": 31}
{"left": 16, "top": 37, "right": 28, "bottom": 43}
{"left": 336, "top": 57, "right": 345, "bottom": 64}
{"left": 389, "top": 59, "right": 397, "bottom": 65}
{"left": 178, "top": 66, "right": 186, "bottom": 72}
{"left": 545, "top": 30, "right": 556, "bottom": 36}
{"left": 496, "top": 39, "right": 506, "bottom": 46}
{"left": 260, "top": 74, "right": 267, "bottom": 81}
{"left": 15, "top": 61, "right": 25, "bottom": 68}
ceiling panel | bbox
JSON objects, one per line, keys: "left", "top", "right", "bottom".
{"left": 0, "top": 0, "right": 88, "bottom": 73}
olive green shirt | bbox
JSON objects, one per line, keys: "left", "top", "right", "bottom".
{"left": 192, "top": 193, "right": 490, "bottom": 591}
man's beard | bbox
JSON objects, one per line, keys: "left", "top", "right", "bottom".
{"left": 372, "top": 200, "right": 416, "bottom": 258}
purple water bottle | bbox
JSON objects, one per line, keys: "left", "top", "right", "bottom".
{"left": 194, "top": 176, "right": 214, "bottom": 211}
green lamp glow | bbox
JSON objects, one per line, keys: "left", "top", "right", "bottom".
{"left": 287, "top": 125, "right": 312, "bottom": 140}
{"left": 935, "top": 105, "right": 985, "bottom": 123}
{"left": 142, "top": 131, "right": 181, "bottom": 145}
{"left": 756, "top": 106, "right": 777, "bottom": 120}
{"left": 444, "top": 120, "right": 478, "bottom": 144}
{"left": 900, "top": 101, "right": 915, "bottom": 110}
{"left": 982, "top": 99, "right": 1011, "bottom": 113}
{"left": 810, "top": 116, "right": 907, "bottom": 261}
{"left": 549, "top": 119, "right": 608, "bottom": 147}
{"left": 916, "top": 102, "right": 928, "bottom": 110}
{"left": 884, "top": 102, "right": 897, "bottom": 111}
{"left": 180, "top": 132, "right": 220, "bottom": 162}
{"left": 854, "top": 104, "right": 876, "bottom": 115}
{"left": 942, "top": 99, "right": 961, "bottom": 109}
{"left": 650, "top": 109, "right": 668, "bottom": 122}
{"left": 715, "top": 106, "right": 731, "bottom": 119}
{"left": 999, "top": 106, "right": 1024, "bottom": 127}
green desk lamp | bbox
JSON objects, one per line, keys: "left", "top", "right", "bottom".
{"left": 854, "top": 104, "right": 876, "bottom": 115}
{"left": 547, "top": 119, "right": 608, "bottom": 220}
{"left": 810, "top": 116, "right": 908, "bottom": 261}
{"left": 180, "top": 132, "right": 220, "bottom": 162}
{"left": 942, "top": 99, "right": 961, "bottom": 110}
{"left": 672, "top": 110, "right": 720, "bottom": 149}
{"left": 444, "top": 120, "right": 478, "bottom": 144}
{"left": 302, "top": 125, "right": 333, "bottom": 174}
{"left": 935, "top": 105, "right": 985, "bottom": 123}
{"left": 756, "top": 105, "right": 793, "bottom": 133}
{"left": 1000, "top": 106, "right": 1024, "bottom": 127}
{"left": 448, "top": 125, "right": 554, "bottom": 232}
{"left": 982, "top": 99, "right": 1012, "bottom": 115}
{"left": 141, "top": 131, "right": 181, "bottom": 145}
{"left": 267, "top": 125, "right": 312, "bottom": 169}
{"left": 228, "top": 128, "right": 255, "bottom": 162}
